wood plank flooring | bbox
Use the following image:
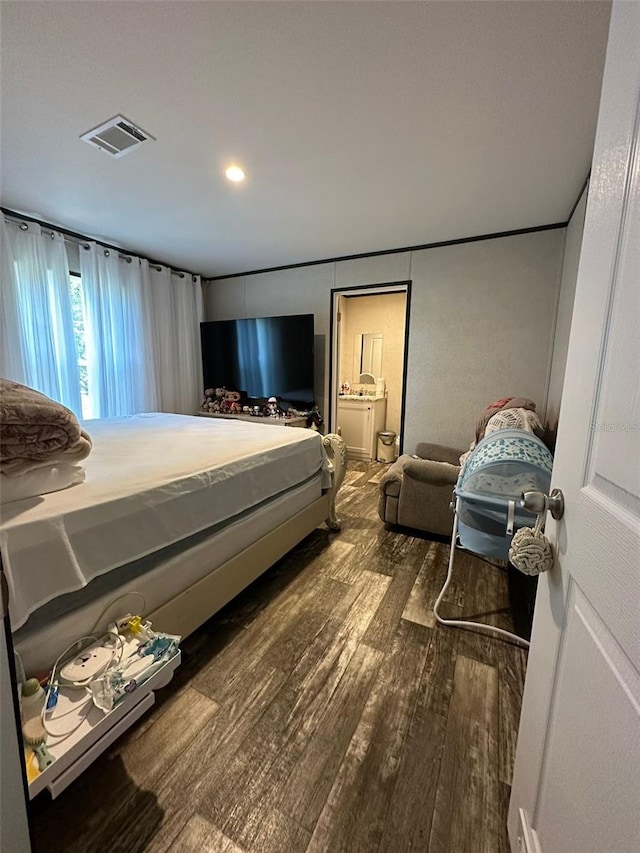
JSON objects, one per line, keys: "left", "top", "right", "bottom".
{"left": 29, "top": 461, "right": 528, "bottom": 853}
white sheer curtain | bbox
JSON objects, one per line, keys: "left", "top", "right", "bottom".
{"left": 143, "top": 261, "right": 203, "bottom": 414}
{"left": 80, "top": 243, "right": 158, "bottom": 418}
{"left": 0, "top": 218, "right": 26, "bottom": 384}
{"left": 0, "top": 218, "right": 82, "bottom": 415}
{"left": 2, "top": 218, "right": 202, "bottom": 420}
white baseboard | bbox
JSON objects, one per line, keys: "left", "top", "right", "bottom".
{"left": 516, "top": 808, "right": 543, "bottom": 853}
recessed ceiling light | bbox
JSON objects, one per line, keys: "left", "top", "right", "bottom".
{"left": 225, "top": 165, "right": 246, "bottom": 182}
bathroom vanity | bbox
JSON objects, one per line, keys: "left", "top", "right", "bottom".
{"left": 336, "top": 395, "right": 387, "bottom": 461}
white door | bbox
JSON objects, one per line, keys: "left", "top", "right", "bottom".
{"left": 508, "top": 3, "right": 640, "bottom": 852}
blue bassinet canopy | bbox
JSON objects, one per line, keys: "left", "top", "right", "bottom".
{"left": 455, "top": 429, "right": 553, "bottom": 560}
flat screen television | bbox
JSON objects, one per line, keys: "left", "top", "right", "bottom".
{"left": 200, "top": 313, "right": 315, "bottom": 407}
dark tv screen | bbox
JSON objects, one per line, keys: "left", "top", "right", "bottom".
{"left": 200, "top": 314, "right": 315, "bottom": 406}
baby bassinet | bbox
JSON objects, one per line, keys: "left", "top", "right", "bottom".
{"left": 434, "top": 428, "right": 554, "bottom": 648}
{"left": 455, "top": 429, "right": 554, "bottom": 560}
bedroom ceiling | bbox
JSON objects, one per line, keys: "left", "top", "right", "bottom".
{"left": 0, "top": 1, "right": 611, "bottom": 277}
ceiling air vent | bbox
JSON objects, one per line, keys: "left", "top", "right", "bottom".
{"left": 80, "top": 115, "right": 155, "bottom": 158}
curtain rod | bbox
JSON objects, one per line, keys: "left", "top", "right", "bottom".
{"left": 1, "top": 207, "right": 200, "bottom": 280}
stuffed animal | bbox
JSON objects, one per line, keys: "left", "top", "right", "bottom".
{"left": 306, "top": 406, "right": 323, "bottom": 430}
{"left": 201, "top": 388, "right": 215, "bottom": 412}
{"left": 208, "top": 387, "right": 227, "bottom": 413}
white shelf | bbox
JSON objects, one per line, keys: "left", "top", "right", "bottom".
{"left": 28, "top": 651, "right": 180, "bottom": 799}
{"left": 196, "top": 411, "right": 308, "bottom": 427}
{"left": 337, "top": 394, "right": 386, "bottom": 401}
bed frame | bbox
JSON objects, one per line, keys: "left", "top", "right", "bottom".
{"left": 9, "top": 433, "right": 347, "bottom": 800}
{"left": 147, "top": 432, "right": 347, "bottom": 639}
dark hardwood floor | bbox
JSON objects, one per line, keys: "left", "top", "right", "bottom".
{"left": 29, "top": 461, "right": 527, "bottom": 853}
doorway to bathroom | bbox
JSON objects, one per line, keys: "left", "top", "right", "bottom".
{"left": 329, "top": 281, "right": 411, "bottom": 461}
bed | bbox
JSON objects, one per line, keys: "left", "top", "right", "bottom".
{"left": 1, "top": 413, "right": 346, "bottom": 672}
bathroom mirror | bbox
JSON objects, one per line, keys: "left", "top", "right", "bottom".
{"left": 358, "top": 333, "right": 383, "bottom": 379}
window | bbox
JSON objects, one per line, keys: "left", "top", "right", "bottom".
{"left": 68, "top": 273, "right": 95, "bottom": 419}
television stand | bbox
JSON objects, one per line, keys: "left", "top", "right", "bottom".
{"left": 196, "top": 411, "right": 308, "bottom": 428}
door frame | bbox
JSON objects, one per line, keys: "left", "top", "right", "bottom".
{"left": 328, "top": 281, "right": 411, "bottom": 452}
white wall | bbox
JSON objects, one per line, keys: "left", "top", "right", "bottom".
{"left": 204, "top": 252, "right": 412, "bottom": 433}
{"left": 545, "top": 186, "right": 588, "bottom": 433}
{"left": 203, "top": 228, "right": 565, "bottom": 451}
{"left": 406, "top": 229, "right": 565, "bottom": 451}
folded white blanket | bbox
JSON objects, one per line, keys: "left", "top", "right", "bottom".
{"left": 0, "top": 464, "right": 86, "bottom": 504}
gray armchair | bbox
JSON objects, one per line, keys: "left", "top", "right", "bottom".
{"left": 377, "top": 442, "right": 463, "bottom": 536}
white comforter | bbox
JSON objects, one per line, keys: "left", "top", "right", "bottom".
{"left": 0, "top": 414, "right": 328, "bottom": 629}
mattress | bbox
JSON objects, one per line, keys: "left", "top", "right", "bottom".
{"left": 14, "top": 473, "right": 323, "bottom": 673}
{"left": 0, "top": 413, "right": 328, "bottom": 630}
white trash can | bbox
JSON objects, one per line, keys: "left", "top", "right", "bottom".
{"left": 377, "top": 430, "right": 396, "bottom": 463}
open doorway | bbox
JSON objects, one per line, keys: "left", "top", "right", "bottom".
{"left": 329, "top": 281, "right": 411, "bottom": 461}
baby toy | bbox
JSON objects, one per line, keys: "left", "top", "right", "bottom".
{"left": 200, "top": 388, "right": 215, "bottom": 412}
{"left": 201, "top": 387, "right": 236, "bottom": 413}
